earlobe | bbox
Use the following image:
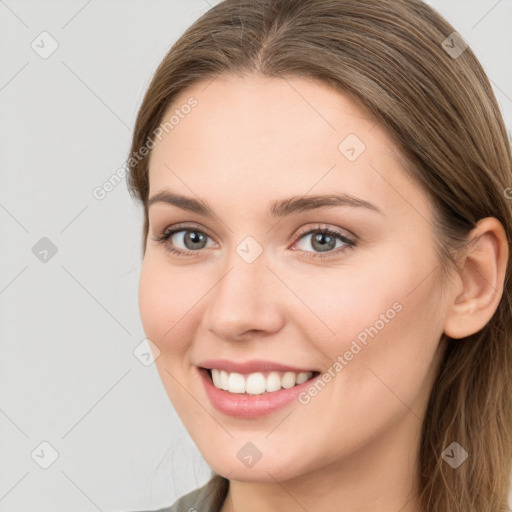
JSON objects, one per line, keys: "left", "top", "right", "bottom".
{"left": 443, "top": 217, "right": 509, "bottom": 340}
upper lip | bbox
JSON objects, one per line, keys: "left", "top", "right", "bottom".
{"left": 198, "top": 359, "right": 318, "bottom": 374}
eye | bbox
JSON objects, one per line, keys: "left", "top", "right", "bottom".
{"left": 150, "top": 223, "right": 216, "bottom": 258}
{"left": 151, "top": 223, "right": 357, "bottom": 260}
{"left": 291, "top": 225, "right": 356, "bottom": 260}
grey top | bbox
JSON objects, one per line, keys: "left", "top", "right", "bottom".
{"left": 133, "top": 475, "right": 229, "bottom": 512}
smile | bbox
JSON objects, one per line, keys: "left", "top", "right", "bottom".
{"left": 197, "top": 361, "right": 322, "bottom": 418}
{"left": 207, "top": 369, "right": 318, "bottom": 395}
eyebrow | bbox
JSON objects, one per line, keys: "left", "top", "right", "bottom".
{"left": 147, "top": 191, "right": 382, "bottom": 217}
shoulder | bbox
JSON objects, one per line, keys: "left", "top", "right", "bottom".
{"left": 131, "top": 474, "right": 229, "bottom": 512}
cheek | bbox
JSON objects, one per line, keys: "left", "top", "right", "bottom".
{"left": 138, "top": 255, "right": 200, "bottom": 356}
{"left": 292, "top": 244, "right": 444, "bottom": 400}
{"left": 285, "top": 273, "right": 444, "bottom": 465}
{"left": 279, "top": 262, "right": 407, "bottom": 350}
{"left": 138, "top": 257, "right": 206, "bottom": 411}
{"left": 293, "top": 238, "right": 440, "bottom": 346}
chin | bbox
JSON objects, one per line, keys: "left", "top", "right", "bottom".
{"left": 203, "top": 449, "right": 308, "bottom": 483}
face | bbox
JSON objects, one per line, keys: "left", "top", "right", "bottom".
{"left": 139, "top": 73, "right": 450, "bottom": 482}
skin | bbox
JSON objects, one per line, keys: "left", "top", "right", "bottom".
{"left": 138, "top": 73, "right": 508, "bottom": 512}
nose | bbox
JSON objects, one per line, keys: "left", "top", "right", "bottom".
{"left": 202, "top": 252, "right": 285, "bottom": 341}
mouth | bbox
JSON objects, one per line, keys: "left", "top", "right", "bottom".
{"left": 200, "top": 367, "right": 321, "bottom": 396}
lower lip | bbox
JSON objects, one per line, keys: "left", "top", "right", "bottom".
{"left": 198, "top": 368, "right": 319, "bottom": 419}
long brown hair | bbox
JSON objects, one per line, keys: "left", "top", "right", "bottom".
{"left": 127, "top": 1, "right": 512, "bottom": 509}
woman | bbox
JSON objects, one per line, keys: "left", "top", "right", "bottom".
{"left": 127, "top": 0, "right": 512, "bottom": 510}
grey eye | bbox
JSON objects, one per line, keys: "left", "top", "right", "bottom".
{"left": 296, "top": 231, "right": 347, "bottom": 253}
{"left": 172, "top": 230, "right": 213, "bottom": 250}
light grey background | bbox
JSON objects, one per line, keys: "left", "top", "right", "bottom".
{"left": 1, "top": 1, "right": 511, "bottom": 511}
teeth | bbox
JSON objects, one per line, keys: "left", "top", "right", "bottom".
{"left": 209, "top": 369, "right": 314, "bottom": 395}
{"left": 296, "top": 371, "right": 310, "bottom": 385}
{"left": 266, "top": 371, "right": 281, "bottom": 392}
{"left": 281, "top": 371, "right": 296, "bottom": 389}
{"left": 228, "top": 372, "right": 245, "bottom": 393}
{"left": 246, "top": 372, "right": 266, "bottom": 395}
{"left": 219, "top": 370, "right": 229, "bottom": 391}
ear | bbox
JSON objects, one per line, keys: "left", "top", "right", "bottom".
{"left": 443, "top": 217, "right": 509, "bottom": 339}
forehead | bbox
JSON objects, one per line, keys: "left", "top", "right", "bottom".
{"left": 147, "top": 73, "right": 430, "bottom": 220}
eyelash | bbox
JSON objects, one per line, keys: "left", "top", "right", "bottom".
{"left": 150, "top": 223, "right": 357, "bottom": 260}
